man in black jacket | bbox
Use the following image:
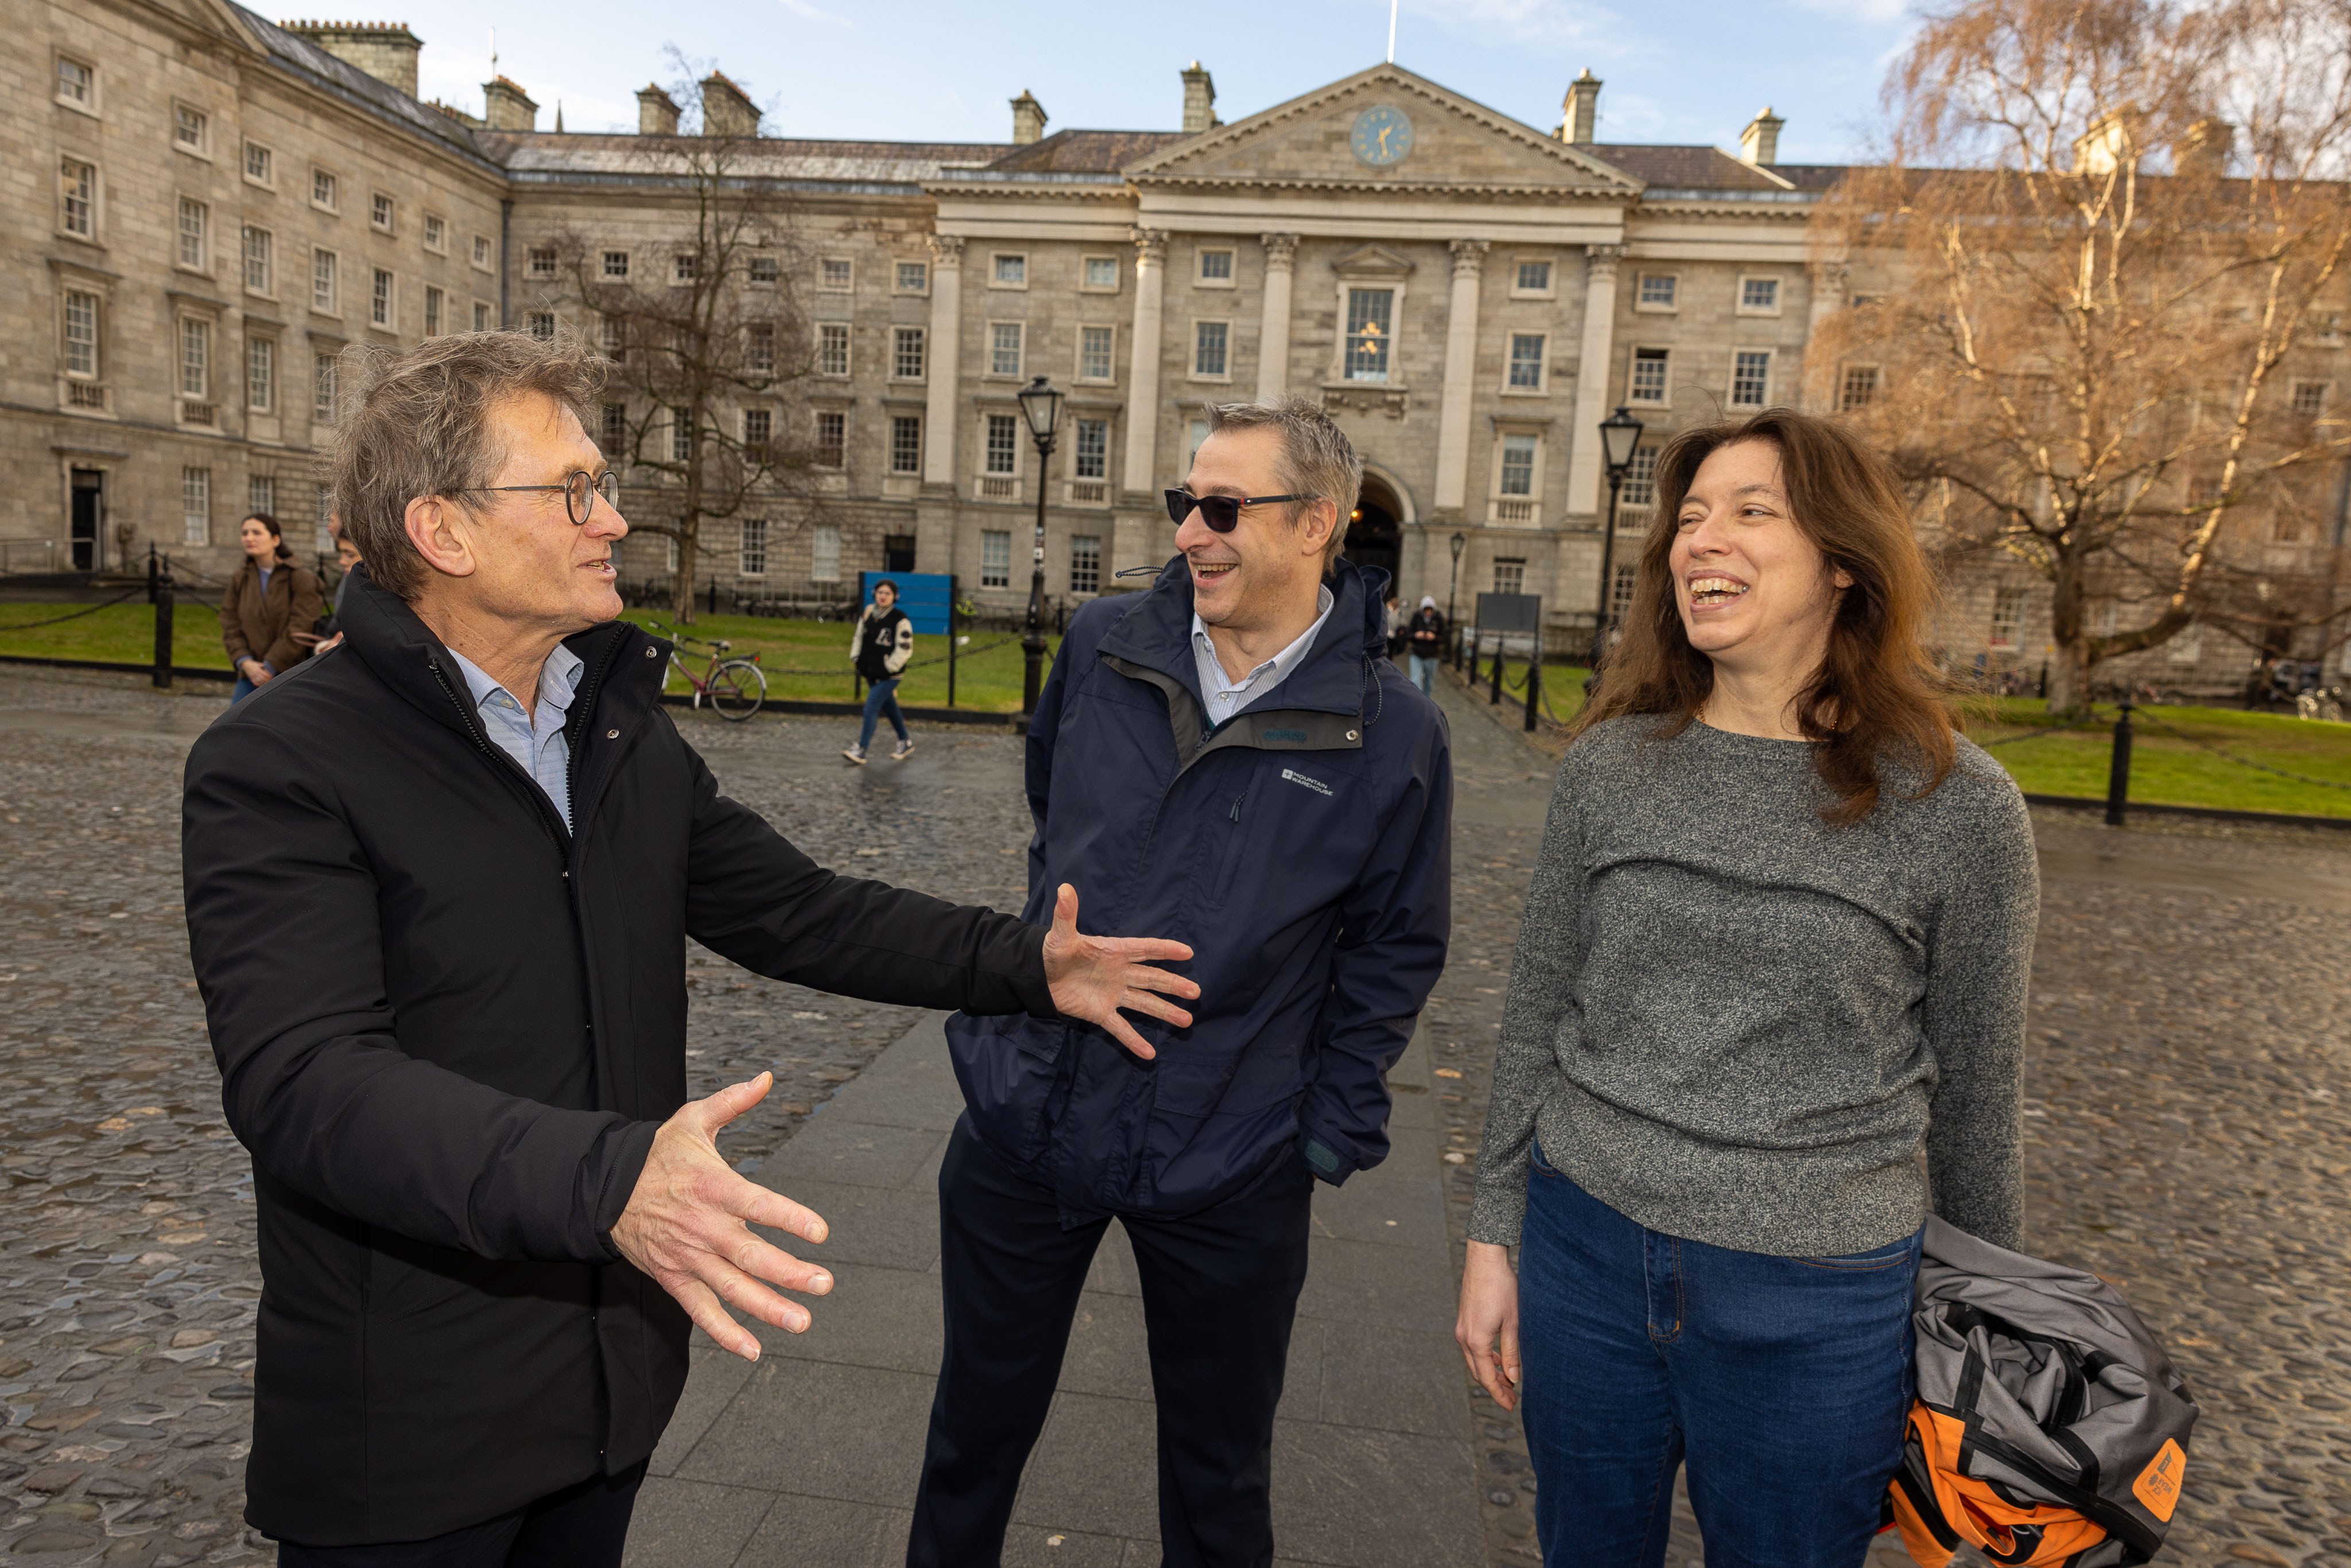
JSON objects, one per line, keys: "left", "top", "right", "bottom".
{"left": 181, "top": 332, "right": 1197, "bottom": 1565}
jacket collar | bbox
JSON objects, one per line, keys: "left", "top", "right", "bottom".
{"left": 1098, "top": 556, "right": 1390, "bottom": 718}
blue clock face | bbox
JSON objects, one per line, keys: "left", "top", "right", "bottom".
{"left": 1351, "top": 105, "right": 1415, "bottom": 169}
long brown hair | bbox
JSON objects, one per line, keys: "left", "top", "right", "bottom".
{"left": 1575, "top": 408, "right": 1955, "bottom": 825}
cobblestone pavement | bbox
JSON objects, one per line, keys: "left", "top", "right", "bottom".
{"left": 4, "top": 661, "right": 2350, "bottom": 1566}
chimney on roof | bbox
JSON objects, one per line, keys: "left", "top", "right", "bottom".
{"left": 1011, "top": 90, "right": 1048, "bottom": 145}
{"left": 637, "top": 84, "right": 680, "bottom": 135}
{"left": 699, "top": 72, "right": 759, "bottom": 137}
{"left": 2074, "top": 104, "right": 2136, "bottom": 174}
{"left": 1740, "top": 106, "right": 1784, "bottom": 166}
{"left": 1181, "top": 61, "right": 1217, "bottom": 134}
{"left": 483, "top": 75, "right": 537, "bottom": 131}
{"left": 2177, "top": 116, "right": 2232, "bottom": 178}
{"left": 281, "top": 21, "right": 423, "bottom": 99}
{"left": 1559, "top": 68, "right": 1600, "bottom": 144}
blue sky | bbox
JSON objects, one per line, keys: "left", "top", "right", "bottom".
{"left": 398, "top": 0, "right": 1918, "bottom": 164}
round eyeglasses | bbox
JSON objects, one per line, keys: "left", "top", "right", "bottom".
{"left": 457, "top": 470, "right": 620, "bottom": 526}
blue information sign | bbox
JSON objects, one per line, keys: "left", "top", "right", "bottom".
{"left": 859, "top": 570, "right": 953, "bottom": 636}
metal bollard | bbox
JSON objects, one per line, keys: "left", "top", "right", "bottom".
{"left": 1489, "top": 643, "right": 1504, "bottom": 705}
{"left": 152, "top": 559, "right": 174, "bottom": 690}
{"left": 2104, "top": 702, "right": 2135, "bottom": 827}
{"left": 1525, "top": 659, "right": 1541, "bottom": 731}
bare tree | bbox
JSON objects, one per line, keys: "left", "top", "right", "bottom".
{"left": 1810, "top": 0, "right": 2351, "bottom": 709}
{"left": 545, "top": 61, "right": 821, "bottom": 624}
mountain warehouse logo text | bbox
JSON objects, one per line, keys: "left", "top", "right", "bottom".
{"left": 1280, "top": 768, "right": 1330, "bottom": 796}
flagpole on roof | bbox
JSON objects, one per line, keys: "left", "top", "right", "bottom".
{"left": 1386, "top": 0, "right": 1397, "bottom": 63}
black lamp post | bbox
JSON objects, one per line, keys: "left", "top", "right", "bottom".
{"left": 1446, "top": 529, "right": 1466, "bottom": 665}
{"left": 1589, "top": 405, "right": 1646, "bottom": 672}
{"left": 1017, "top": 374, "right": 1065, "bottom": 717}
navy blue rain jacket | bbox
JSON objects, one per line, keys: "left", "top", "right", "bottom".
{"left": 946, "top": 556, "right": 1453, "bottom": 1220}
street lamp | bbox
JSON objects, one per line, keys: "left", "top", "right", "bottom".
{"left": 1589, "top": 405, "right": 1646, "bottom": 673}
{"left": 1446, "top": 530, "right": 1466, "bottom": 666}
{"left": 1017, "top": 374, "right": 1065, "bottom": 717}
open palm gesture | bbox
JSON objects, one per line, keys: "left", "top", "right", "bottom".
{"left": 1040, "top": 883, "right": 1197, "bottom": 1059}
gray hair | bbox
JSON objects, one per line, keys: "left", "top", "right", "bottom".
{"left": 331, "top": 331, "right": 606, "bottom": 600}
{"left": 1202, "top": 395, "right": 1365, "bottom": 571}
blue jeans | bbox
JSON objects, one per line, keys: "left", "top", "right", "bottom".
{"left": 1518, "top": 1146, "right": 1920, "bottom": 1568}
{"left": 859, "top": 677, "right": 907, "bottom": 750}
{"left": 1407, "top": 653, "right": 1437, "bottom": 696}
{"left": 232, "top": 673, "right": 260, "bottom": 703}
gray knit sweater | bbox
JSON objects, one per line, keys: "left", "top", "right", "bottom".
{"left": 1469, "top": 716, "right": 2038, "bottom": 1257}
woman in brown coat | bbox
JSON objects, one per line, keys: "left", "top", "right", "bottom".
{"left": 219, "top": 513, "right": 324, "bottom": 702}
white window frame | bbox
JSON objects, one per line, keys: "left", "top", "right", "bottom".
{"left": 59, "top": 158, "right": 98, "bottom": 241}
{"left": 472, "top": 235, "right": 495, "bottom": 273}
{"left": 1729, "top": 348, "right": 1772, "bottom": 410}
{"left": 172, "top": 102, "right": 210, "bottom": 159}
{"left": 811, "top": 524, "right": 842, "bottom": 583}
{"left": 1628, "top": 345, "right": 1670, "bottom": 405}
{"left": 424, "top": 286, "right": 444, "bottom": 339}
{"left": 310, "top": 166, "right": 339, "bottom": 214}
{"left": 987, "top": 320, "right": 1025, "bottom": 379}
{"left": 983, "top": 412, "right": 1023, "bottom": 477}
{"left": 313, "top": 351, "right": 338, "bottom": 422}
{"left": 179, "top": 313, "right": 211, "bottom": 401}
{"left": 528, "top": 247, "right": 559, "bottom": 281}
{"left": 1076, "top": 323, "right": 1116, "bottom": 384}
{"left": 2290, "top": 379, "right": 2330, "bottom": 418}
{"left": 1635, "top": 273, "right": 1678, "bottom": 312}
{"left": 311, "top": 248, "right": 339, "bottom": 316}
{"left": 61, "top": 288, "right": 100, "bottom": 381}
{"left": 989, "top": 253, "right": 1029, "bottom": 290}
{"left": 249, "top": 474, "right": 276, "bottom": 518}
{"left": 1840, "top": 364, "right": 1880, "bottom": 411}
{"left": 1510, "top": 258, "right": 1555, "bottom": 300}
{"left": 1190, "top": 319, "right": 1232, "bottom": 382}
{"left": 246, "top": 333, "right": 275, "bottom": 412}
{"left": 672, "top": 253, "right": 699, "bottom": 285}
{"left": 1504, "top": 332, "right": 1547, "bottom": 394}
{"left": 181, "top": 466, "right": 212, "bottom": 546}
{"left": 894, "top": 259, "right": 929, "bottom": 296}
{"left": 1069, "top": 533, "right": 1103, "bottom": 595}
{"left": 1341, "top": 285, "right": 1399, "bottom": 384}
{"left": 1988, "top": 587, "right": 2028, "bottom": 652}
{"left": 601, "top": 249, "right": 630, "bottom": 280}
{"left": 176, "top": 196, "right": 208, "bottom": 273}
{"left": 1072, "top": 417, "right": 1110, "bottom": 482}
{"left": 980, "top": 529, "right": 1011, "bottom": 588}
{"left": 1080, "top": 255, "right": 1121, "bottom": 294}
{"left": 528, "top": 310, "right": 557, "bottom": 342}
{"left": 423, "top": 214, "right": 448, "bottom": 254}
{"left": 1491, "top": 557, "right": 1527, "bottom": 596}
{"left": 56, "top": 53, "right": 99, "bottom": 116}
{"left": 818, "top": 257, "right": 854, "bottom": 293}
{"left": 739, "top": 517, "right": 768, "bottom": 577}
{"left": 813, "top": 409, "right": 847, "bottom": 469}
{"left": 747, "top": 254, "right": 778, "bottom": 284}
{"left": 892, "top": 326, "right": 926, "bottom": 382}
{"left": 888, "top": 414, "right": 922, "bottom": 475}
{"left": 371, "top": 268, "right": 395, "bottom": 331}
{"left": 242, "top": 140, "right": 274, "bottom": 188}
{"left": 1491, "top": 429, "right": 1544, "bottom": 507}
{"left": 817, "top": 322, "right": 851, "bottom": 378}
{"left": 242, "top": 224, "right": 273, "bottom": 297}
{"left": 473, "top": 300, "right": 494, "bottom": 332}
{"left": 1736, "top": 274, "right": 1783, "bottom": 317}
{"left": 1620, "top": 445, "right": 1659, "bottom": 511}
{"left": 370, "top": 192, "right": 395, "bottom": 235}
{"left": 1195, "top": 247, "right": 1235, "bottom": 288}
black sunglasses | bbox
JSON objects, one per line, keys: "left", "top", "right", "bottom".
{"left": 456, "top": 470, "right": 619, "bottom": 526}
{"left": 1163, "top": 488, "right": 1311, "bottom": 533}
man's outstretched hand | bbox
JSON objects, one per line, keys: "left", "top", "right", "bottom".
{"left": 1041, "top": 882, "right": 1197, "bottom": 1060}
{"left": 609, "top": 1073, "right": 831, "bottom": 1361}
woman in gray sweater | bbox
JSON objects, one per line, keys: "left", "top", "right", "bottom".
{"left": 1454, "top": 409, "right": 2036, "bottom": 1566}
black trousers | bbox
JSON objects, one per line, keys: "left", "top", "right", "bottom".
{"left": 908, "top": 1118, "right": 1314, "bottom": 1568}
{"left": 275, "top": 1462, "right": 646, "bottom": 1567}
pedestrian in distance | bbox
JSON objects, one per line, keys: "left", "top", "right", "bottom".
{"left": 1406, "top": 594, "right": 1446, "bottom": 697}
{"left": 1383, "top": 589, "right": 1405, "bottom": 659}
{"left": 297, "top": 521, "right": 364, "bottom": 656}
{"left": 1454, "top": 407, "right": 2039, "bottom": 1568}
{"left": 219, "top": 513, "right": 324, "bottom": 701}
{"left": 911, "top": 395, "right": 1452, "bottom": 1568}
{"left": 181, "top": 331, "right": 1198, "bottom": 1567}
{"left": 845, "top": 577, "right": 914, "bottom": 764}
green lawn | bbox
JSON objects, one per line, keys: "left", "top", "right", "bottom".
{"left": 0, "top": 600, "right": 1055, "bottom": 713}
{"left": 1958, "top": 697, "right": 2351, "bottom": 819}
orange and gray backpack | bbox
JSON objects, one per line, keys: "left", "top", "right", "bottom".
{"left": 1885, "top": 1217, "right": 2199, "bottom": 1567}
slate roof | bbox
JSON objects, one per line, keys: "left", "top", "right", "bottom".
{"left": 1577, "top": 143, "right": 1791, "bottom": 192}
{"left": 223, "top": 1, "right": 488, "bottom": 161}
{"left": 479, "top": 133, "right": 1012, "bottom": 188}
{"left": 979, "top": 130, "right": 1200, "bottom": 175}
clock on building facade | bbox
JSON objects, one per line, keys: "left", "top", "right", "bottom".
{"left": 1350, "top": 104, "right": 1414, "bottom": 168}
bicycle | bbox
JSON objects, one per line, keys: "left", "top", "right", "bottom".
{"left": 642, "top": 619, "right": 767, "bottom": 721}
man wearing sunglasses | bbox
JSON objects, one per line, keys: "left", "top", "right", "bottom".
{"left": 914, "top": 395, "right": 1453, "bottom": 1567}
{"left": 181, "top": 332, "right": 1196, "bottom": 1564}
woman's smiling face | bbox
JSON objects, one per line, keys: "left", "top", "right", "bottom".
{"left": 1669, "top": 438, "right": 1851, "bottom": 679}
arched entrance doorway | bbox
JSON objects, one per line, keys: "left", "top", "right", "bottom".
{"left": 1347, "top": 474, "right": 1403, "bottom": 589}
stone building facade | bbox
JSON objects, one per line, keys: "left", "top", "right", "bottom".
{"left": 11, "top": 0, "right": 2341, "bottom": 689}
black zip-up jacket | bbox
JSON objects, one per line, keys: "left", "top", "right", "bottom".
{"left": 181, "top": 570, "right": 1053, "bottom": 1546}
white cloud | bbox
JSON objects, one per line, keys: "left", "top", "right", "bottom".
{"left": 1787, "top": 0, "right": 1908, "bottom": 21}
{"left": 1395, "top": 0, "right": 1636, "bottom": 53}
{"left": 775, "top": 0, "right": 854, "bottom": 25}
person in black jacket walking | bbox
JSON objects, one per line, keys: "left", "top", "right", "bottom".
{"left": 846, "top": 577, "right": 914, "bottom": 764}
{"left": 181, "top": 332, "right": 1198, "bottom": 1566}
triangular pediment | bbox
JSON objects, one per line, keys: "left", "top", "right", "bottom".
{"left": 1125, "top": 64, "right": 1642, "bottom": 193}
{"left": 1330, "top": 243, "right": 1414, "bottom": 277}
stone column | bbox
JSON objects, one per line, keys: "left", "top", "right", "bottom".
{"left": 1564, "top": 243, "right": 1625, "bottom": 518}
{"left": 1433, "top": 239, "right": 1488, "bottom": 515}
{"left": 1256, "top": 234, "right": 1298, "bottom": 402}
{"left": 1803, "top": 259, "right": 1850, "bottom": 409}
{"left": 1120, "top": 228, "right": 1169, "bottom": 497}
{"left": 921, "top": 234, "right": 964, "bottom": 488}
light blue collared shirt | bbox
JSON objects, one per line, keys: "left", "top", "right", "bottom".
{"left": 445, "top": 643, "right": 585, "bottom": 830}
{"left": 1190, "top": 584, "right": 1335, "bottom": 729}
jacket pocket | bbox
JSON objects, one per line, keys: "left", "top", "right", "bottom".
{"left": 1798, "top": 1232, "right": 1922, "bottom": 1271}
{"left": 1210, "top": 789, "right": 1251, "bottom": 905}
